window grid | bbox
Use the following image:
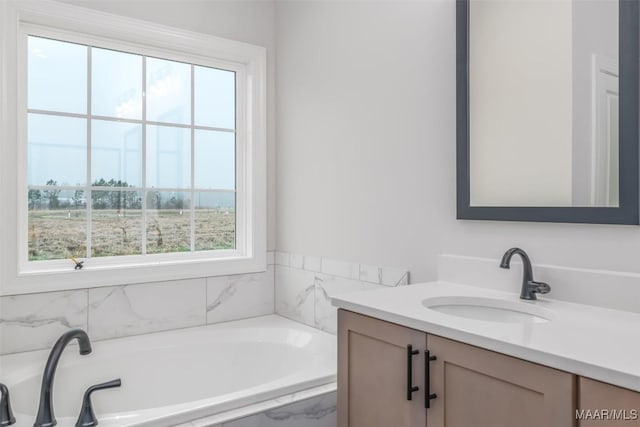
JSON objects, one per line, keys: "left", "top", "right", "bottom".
{"left": 27, "top": 38, "right": 237, "bottom": 261}
{"left": 27, "top": 109, "right": 235, "bottom": 133}
{"left": 141, "top": 54, "right": 148, "bottom": 256}
{"left": 86, "top": 44, "right": 93, "bottom": 258}
{"left": 190, "top": 61, "right": 196, "bottom": 252}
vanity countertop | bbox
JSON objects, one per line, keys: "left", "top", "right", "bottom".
{"left": 332, "top": 281, "right": 640, "bottom": 392}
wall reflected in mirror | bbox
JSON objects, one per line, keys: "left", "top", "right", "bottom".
{"left": 469, "top": 0, "right": 619, "bottom": 207}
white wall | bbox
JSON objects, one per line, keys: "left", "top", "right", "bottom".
{"left": 276, "top": 0, "right": 452, "bottom": 281}
{"left": 276, "top": 0, "right": 640, "bottom": 283}
{"left": 60, "top": 0, "right": 278, "bottom": 250}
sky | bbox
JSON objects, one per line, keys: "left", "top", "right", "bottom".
{"left": 27, "top": 36, "right": 236, "bottom": 197}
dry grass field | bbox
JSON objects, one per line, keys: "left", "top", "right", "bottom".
{"left": 28, "top": 209, "right": 235, "bottom": 261}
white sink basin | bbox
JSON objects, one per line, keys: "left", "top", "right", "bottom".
{"left": 422, "top": 296, "right": 553, "bottom": 324}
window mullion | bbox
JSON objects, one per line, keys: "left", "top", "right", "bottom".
{"left": 141, "top": 56, "right": 148, "bottom": 256}
{"left": 86, "top": 45, "right": 92, "bottom": 258}
{"left": 190, "top": 64, "right": 196, "bottom": 252}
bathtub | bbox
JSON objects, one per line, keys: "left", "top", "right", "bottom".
{"left": 0, "top": 315, "right": 336, "bottom": 426}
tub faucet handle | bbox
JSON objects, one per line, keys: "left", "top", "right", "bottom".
{"left": 0, "top": 383, "right": 16, "bottom": 426}
{"left": 75, "top": 379, "right": 121, "bottom": 427}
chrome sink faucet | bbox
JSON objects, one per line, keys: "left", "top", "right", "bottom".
{"left": 500, "top": 248, "right": 551, "bottom": 300}
{"left": 34, "top": 329, "right": 92, "bottom": 427}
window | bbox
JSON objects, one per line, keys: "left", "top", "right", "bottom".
{"left": 0, "top": 1, "right": 266, "bottom": 294}
{"left": 28, "top": 35, "right": 237, "bottom": 261}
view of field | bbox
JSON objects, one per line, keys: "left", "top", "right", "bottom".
{"left": 28, "top": 208, "right": 235, "bottom": 261}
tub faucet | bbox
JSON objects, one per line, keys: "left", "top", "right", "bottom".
{"left": 499, "top": 248, "right": 551, "bottom": 300}
{"left": 0, "top": 383, "right": 16, "bottom": 426}
{"left": 34, "top": 329, "right": 92, "bottom": 427}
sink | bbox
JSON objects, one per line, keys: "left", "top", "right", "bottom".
{"left": 422, "top": 296, "right": 553, "bottom": 324}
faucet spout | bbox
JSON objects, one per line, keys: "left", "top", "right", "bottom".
{"left": 500, "top": 248, "right": 550, "bottom": 300}
{"left": 34, "top": 329, "right": 92, "bottom": 427}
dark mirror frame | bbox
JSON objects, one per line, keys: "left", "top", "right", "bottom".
{"left": 457, "top": 0, "right": 640, "bottom": 224}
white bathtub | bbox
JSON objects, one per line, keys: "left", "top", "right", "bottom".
{"left": 0, "top": 315, "right": 336, "bottom": 426}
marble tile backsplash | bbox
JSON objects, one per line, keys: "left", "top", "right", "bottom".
{"left": 206, "top": 266, "right": 275, "bottom": 324}
{"left": 274, "top": 251, "right": 410, "bottom": 334}
{"left": 0, "top": 290, "right": 88, "bottom": 354}
{"left": 274, "top": 252, "right": 409, "bottom": 287}
{"left": 89, "top": 279, "right": 207, "bottom": 341}
{"left": 0, "top": 255, "right": 276, "bottom": 355}
{"left": 0, "top": 250, "right": 408, "bottom": 354}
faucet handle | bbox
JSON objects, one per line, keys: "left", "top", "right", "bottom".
{"left": 0, "top": 383, "right": 15, "bottom": 426}
{"left": 75, "top": 379, "right": 121, "bottom": 427}
{"left": 531, "top": 281, "right": 551, "bottom": 295}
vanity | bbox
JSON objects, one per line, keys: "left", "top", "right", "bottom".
{"left": 336, "top": 0, "right": 640, "bottom": 422}
{"left": 377, "top": 0, "right": 640, "bottom": 421}
{"left": 333, "top": 281, "right": 640, "bottom": 427}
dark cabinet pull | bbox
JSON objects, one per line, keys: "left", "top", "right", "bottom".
{"left": 425, "top": 350, "right": 437, "bottom": 408}
{"left": 406, "top": 345, "right": 420, "bottom": 400}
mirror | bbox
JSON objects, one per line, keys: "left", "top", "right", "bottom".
{"left": 457, "top": 0, "right": 639, "bottom": 224}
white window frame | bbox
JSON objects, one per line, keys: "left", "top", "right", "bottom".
{"left": 0, "top": 0, "right": 267, "bottom": 295}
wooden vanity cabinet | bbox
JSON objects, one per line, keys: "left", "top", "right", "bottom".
{"left": 427, "top": 333, "right": 575, "bottom": 427}
{"left": 578, "top": 377, "right": 640, "bottom": 426}
{"left": 337, "top": 309, "right": 427, "bottom": 427}
{"left": 338, "top": 309, "right": 576, "bottom": 427}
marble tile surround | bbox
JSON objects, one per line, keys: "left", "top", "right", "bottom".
{"left": 275, "top": 252, "right": 409, "bottom": 287}
{"left": 274, "top": 251, "right": 410, "bottom": 334}
{"left": 221, "top": 392, "right": 336, "bottom": 427}
{"left": 0, "top": 291, "right": 88, "bottom": 354}
{"left": 207, "top": 265, "right": 275, "bottom": 324}
{"left": 0, "top": 250, "right": 407, "bottom": 354}
{"left": 88, "top": 279, "right": 207, "bottom": 341}
{"left": 179, "top": 386, "right": 337, "bottom": 427}
{"left": 0, "top": 255, "right": 276, "bottom": 355}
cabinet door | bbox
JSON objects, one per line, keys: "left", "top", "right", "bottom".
{"left": 427, "top": 334, "right": 576, "bottom": 427}
{"left": 579, "top": 377, "right": 640, "bottom": 426}
{"left": 338, "top": 310, "right": 427, "bottom": 427}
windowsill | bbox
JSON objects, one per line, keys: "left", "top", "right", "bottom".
{"left": 2, "top": 252, "right": 267, "bottom": 296}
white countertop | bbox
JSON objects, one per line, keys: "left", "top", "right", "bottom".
{"left": 332, "top": 281, "right": 640, "bottom": 392}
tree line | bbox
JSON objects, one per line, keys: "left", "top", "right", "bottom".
{"left": 28, "top": 179, "right": 188, "bottom": 211}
